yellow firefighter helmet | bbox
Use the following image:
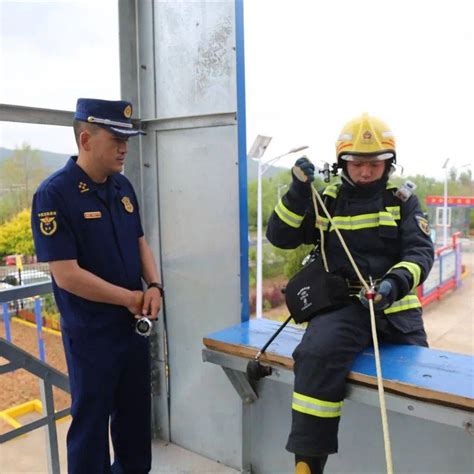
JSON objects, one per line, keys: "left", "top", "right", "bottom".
{"left": 335, "top": 113, "right": 396, "bottom": 167}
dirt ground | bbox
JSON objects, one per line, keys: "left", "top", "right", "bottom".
{"left": 0, "top": 322, "right": 70, "bottom": 435}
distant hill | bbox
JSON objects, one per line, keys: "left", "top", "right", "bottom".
{"left": 246, "top": 158, "right": 288, "bottom": 182}
{"left": 0, "top": 146, "right": 288, "bottom": 181}
{"left": 0, "top": 147, "right": 69, "bottom": 172}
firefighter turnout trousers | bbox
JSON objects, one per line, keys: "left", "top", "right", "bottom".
{"left": 286, "top": 300, "right": 428, "bottom": 456}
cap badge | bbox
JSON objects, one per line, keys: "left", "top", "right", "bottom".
{"left": 363, "top": 130, "right": 372, "bottom": 140}
{"left": 38, "top": 211, "right": 58, "bottom": 236}
{"left": 121, "top": 196, "right": 134, "bottom": 213}
{"left": 124, "top": 105, "right": 132, "bottom": 119}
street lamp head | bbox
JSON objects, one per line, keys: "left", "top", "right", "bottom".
{"left": 269, "top": 145, "right": 310, "bottom": 163}
{"left": 248, "top": 135, "right": 273, "bottom": 160}
{"left": 288, "top": 145, "right": 309, "bottom": 154}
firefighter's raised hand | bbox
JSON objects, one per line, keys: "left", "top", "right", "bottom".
{"left": 359, "top": 279, "right": 396, "bottom": 311}
{"left": 290, "top": 156, "right": 315, "bottom": 198}
{"left": 292, "top": 156, "right": 315, "bottom": 183}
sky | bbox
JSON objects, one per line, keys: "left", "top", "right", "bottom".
{"left": 1, "top": 0, "right": 473, "bottom": 179}
{"left": 0, "top": 0, "right": 120, "bottom": 155}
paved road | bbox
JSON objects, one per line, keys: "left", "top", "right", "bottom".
{"left": 423, "top": 250, "right": 474, "bottom": 355}
{"left": 0, "top": 420, "right": 239, "bottom": 473}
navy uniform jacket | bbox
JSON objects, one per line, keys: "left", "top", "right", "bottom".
{"left": 267, "top": 179, "right": 435, "bottom": 333}
{"left": 31, "top": 157, "right": 144, "bottom": 337}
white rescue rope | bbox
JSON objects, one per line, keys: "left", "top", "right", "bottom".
{"left": 311, "top": 185, "right": 394, "bottom": 474}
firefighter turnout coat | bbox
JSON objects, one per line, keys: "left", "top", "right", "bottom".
{"left": 267, "top": 179, "right": 434, "bottom": 333}
{"left": 266, "top": 178, "right": 435, "bottom": 456}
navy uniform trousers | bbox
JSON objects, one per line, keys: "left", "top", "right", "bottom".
{"left": 286, "top": 300, "right": 428, "bottom": 457}
{"left": 62, "top": 329, "right": 151, "bottom": 474}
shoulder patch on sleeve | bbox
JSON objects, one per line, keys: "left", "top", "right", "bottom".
{"left": 415, "top": 214, "right": 430, "bottom": 236}
{"left": 38, "top": 211, "right": 58, "bottom": 236}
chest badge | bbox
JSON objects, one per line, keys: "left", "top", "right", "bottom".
{"left": 121, "top": 196, "right": 134, "bottom": 213}
{"left": 38, "top": 211, "right": 58, "bottom": 236}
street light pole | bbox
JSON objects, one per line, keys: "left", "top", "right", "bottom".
{"left": 256, "top": 158, "right": 264, "bottom": 319}
{"left": 255, "top": 145, "right": 308, "bottom": 319}
{"left": 442, "top": 158, "right": 450, "bottom": 246}
{"left": 247, "top": 135, "right": 273, "bottom": 319}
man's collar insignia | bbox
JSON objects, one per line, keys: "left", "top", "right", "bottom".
{"left": 78, "top": 181, "right": 90, "bottom": 193}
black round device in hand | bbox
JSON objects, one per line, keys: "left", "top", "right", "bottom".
{"left": 135, "top": 317, "right": 153, "bottom": 337}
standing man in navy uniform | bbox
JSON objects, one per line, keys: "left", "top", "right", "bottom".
{"left": 31, "top": 98, "right": 163, "bottom": 474}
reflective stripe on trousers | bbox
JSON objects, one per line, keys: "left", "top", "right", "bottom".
{"left": 292, "top": 392, "right": 343, "bottom": 418}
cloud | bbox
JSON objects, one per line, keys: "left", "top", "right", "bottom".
{"left": 0, "top": 0, "right": 120, "bottom": 109}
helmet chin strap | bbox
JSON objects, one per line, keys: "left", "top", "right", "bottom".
{"left": 338, "top": 160, "right": 395, "bottom": 187}
{"left": 340, "top": 169, "right": 356, "bottom": 186}
{"left": 387, "top": 163, "right": 396, "bottom": 177}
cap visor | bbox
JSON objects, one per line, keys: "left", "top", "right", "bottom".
{"left": 109, "top": 126, "right": 146, "bottom": 137}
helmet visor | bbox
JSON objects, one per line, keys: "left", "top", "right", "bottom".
{"left": 340, "top": 152, "right": 395, "bottom": 162}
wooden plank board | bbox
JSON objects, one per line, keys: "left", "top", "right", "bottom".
{"left": 203, "top": 319, "right": 474, "bottom": 411}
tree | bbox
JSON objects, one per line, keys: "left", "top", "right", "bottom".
{"left": 0, "top": 209, "right": 35, "bottom": 257}
{"left": 273, "top": 244, "right": 314, "bottom": 279}
{"left": 459, "top": 169, "right": 473, "bottom": 188}
{"left": 247, "top": 169, "right": 324, "bottom": 230}
{"left": 247, "top": 170, "right": 292, "bottom": 230}
{"left": 0, "top": 143, "right": 49, "bottom": 223}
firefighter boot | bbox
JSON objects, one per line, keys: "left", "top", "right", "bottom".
{"left": 295, "top": 455, "right": 328, "bottom": 474}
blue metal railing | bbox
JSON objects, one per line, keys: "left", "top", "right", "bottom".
{"left": 1, "top": 281, "right": 54, "bottom": 361}
{"left": 0, "top": 281, "right": 68, "bottom": 474}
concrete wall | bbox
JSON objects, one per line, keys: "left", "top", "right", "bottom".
{"left": 246, "top": 378, "right": 474, "bottom": 474}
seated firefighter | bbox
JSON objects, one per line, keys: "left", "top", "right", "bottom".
{"left": 266, "top": 113, "right": 435, "bottom": 474}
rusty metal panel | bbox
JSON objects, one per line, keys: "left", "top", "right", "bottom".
{"left": 153, "top": 1, "right": 236, "bottom": 118}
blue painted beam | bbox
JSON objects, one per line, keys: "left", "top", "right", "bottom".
{"left": 204, "top": 319, "right": 474, "bottom": 406}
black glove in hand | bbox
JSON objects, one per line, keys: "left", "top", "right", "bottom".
{"left": 292, "top": 156, "right": 315, "bottom": 183}
{"left": 290, "top": 157, "right": 315, "bottom": 198}
{"left": 359, "top": 279, "right": 396, "bottom": 311}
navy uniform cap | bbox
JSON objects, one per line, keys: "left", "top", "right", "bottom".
{"left": 74, "top": 98, "right": 145, "bottom": 137}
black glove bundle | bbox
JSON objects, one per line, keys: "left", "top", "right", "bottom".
{"left": 290, "top": 156, "right": 315, "bottom": 197}
{"left": 292, "top": 156, "right": 315, "bottom": 182}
